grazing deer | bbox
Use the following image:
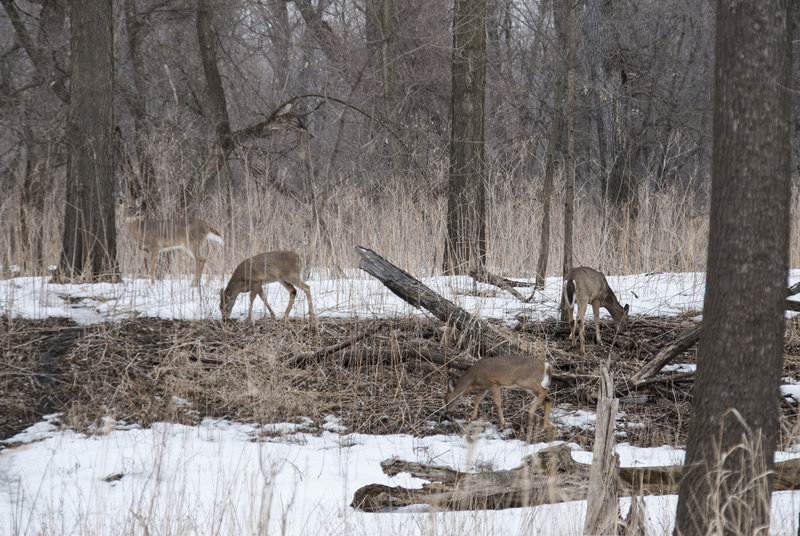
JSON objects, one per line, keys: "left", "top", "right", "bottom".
{"left": 562, "top": 267, "right": 629, "bottom": 354}
{"left": 118, "top": 197, "right": 223, "bottom": 286}
{"left": 444, "top": 356, "right": 552, "bottom": 431}
{"left": 219, "top": 251, "right": 315, "bottom": 321}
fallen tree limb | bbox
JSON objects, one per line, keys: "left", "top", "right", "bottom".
{"left": 467, "top": 267, "right": 530, "bottom": 301}
{"left": 785, "top": 299, "right": 800, "bottom": 312}
{"left": 787, "top": 282, "right": 800, "bottom": 297}
{"left": 351, "top": 444, "right": 800, "bottom": 512}
{"left": 629, "top": 283, "right": 800, "bottom": 386}
{"left": 286, "top": 325, "right": 380, "bottom": 367}
{"left": 625, "top": 323, "right": 703, "bottom": 389}
{"left": 355, "top": 246, "right": 520, "bottom": 355}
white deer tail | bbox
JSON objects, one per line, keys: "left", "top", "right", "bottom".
{"left": 206, "top": 227, "right": 224, "bottom": 245}
{"left": 563, "top": 278, "right": 576, "bottom": 308}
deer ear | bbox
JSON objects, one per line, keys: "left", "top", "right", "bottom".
{"left": 135, "top": 196, "right": 143, "bottom": 207}
{"left": 447, "top": 378, "right": 455, "bottom": 391}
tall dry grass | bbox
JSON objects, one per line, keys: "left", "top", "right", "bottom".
{"left": 8, "top": 165, "right": 800, "bottom": 281}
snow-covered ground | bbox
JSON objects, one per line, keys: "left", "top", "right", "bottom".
{"left": 1, "top": 269, "right": 799, "bottom": 535}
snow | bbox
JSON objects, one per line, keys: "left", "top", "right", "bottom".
{"left": 1, "top": 269, "right": 800, "bottom": 535}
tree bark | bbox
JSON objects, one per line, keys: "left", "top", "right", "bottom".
{"left": 356, "top": 246, "right": 519, "bottom": 355}
{"left": 584, "top": 369, "right": 622, "bottom": 535}
{"left": 350, "top": 445, "right": 800, "bottom": 512}
{"left": 58, "top": 0, "right": 118, "bottom": 282}
{"left": 675, "top": 3, "right": 792, "bottom": 534}
{"left": 534, "top": 0, "right": 566, "bottom": 290}
{"left": 561, "top": 0, "right": 576, "bottom": 278}
{"left": 121, "top": 0, "right": 159, "bottom": 212}
{"left": 444, "top": 0, "right": 487, "bottom": 274}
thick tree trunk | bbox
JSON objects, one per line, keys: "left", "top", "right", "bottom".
{"left": 444, "top": 0, "right": 487, "bottom": 275}
{"left": 121, "top": 0, "right": 159, "bottom": 212}
{"left": 184, "top": 0, "right": 234, "bottom": 216}
{"left": 674, "top": 3, "right": 792, "bottom": 534}
{"left": 58, "top": 0, "right": 117, "bottom": 282}
{"left": 534, "top": 0, "right": 566, "bottom": 290}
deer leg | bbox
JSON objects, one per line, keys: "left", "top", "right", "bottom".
{"left": 298, "top": 281, "right": 315, "bottom": 319}
{"left": 468, "top": 390, "right": 487, "bottom": 426}
{"left": 280, "top": 282, "right": 297, "bottom": 319}
{"left": 247, "top": 290, "right": 258, "bottom": 322}
{"left": 577, "top": 299, "right": 589, "bottom": 354}
{"left": 140, "top": 251, "right": 149, "bottom": 280}
{"left": 148, "top": 251, "right": 158, "bottom": 283}
{"left": 527, "top": 390, "right": 550, "bottom": 429}
{"left": 490, "top": 384, "right": 506, "bottom": 429}
{"left": 568, "top": 306, "right": 577, "bottom": 347}
{"left": 592, "top": 301, "right": 602, "bottom": 345}
{"left": 255, "top": 284, "right": 276, "bottom": 318}
{"left": 192, "top": 254, "right": 205, "bottom": 287}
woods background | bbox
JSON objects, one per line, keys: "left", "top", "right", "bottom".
{"left": 1, "top": 0, "right": 799, "bottom": 278}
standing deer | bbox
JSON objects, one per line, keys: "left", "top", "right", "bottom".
{"left": 444, "top": 355, "right": 552, "bottom": 431}
{"left": 118, "top": 197, "right": 223, "bottom": 286}
{"left": 219, "top": 251, "right": 315, "bottom": 321}
{"left": 562, "top": 267, "right": 629, "bottom": 354}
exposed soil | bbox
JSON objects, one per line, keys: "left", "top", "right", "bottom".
{"left": 2, "top": 314, "right": 799, "bottom": 449}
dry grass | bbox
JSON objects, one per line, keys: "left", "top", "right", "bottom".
{"left": 0, "top": 169, "right": 717, "bottom": 279}
{"left": 3, "top": 313, "right": 800, "bottom": 450}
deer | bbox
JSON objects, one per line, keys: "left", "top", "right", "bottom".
{"left": 562, "top": 266, "right": 629, "bottom": 355}
{"left": 444, "top": 355, "right": 552, "bottom": 431}
{"left": 219, "top": 251, "right": 315, "bottom": 321}
{"left": 118, "top": 197, "right": 223, "bottom": 286}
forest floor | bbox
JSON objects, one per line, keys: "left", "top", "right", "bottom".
{"left": 4, "top": 314, "right": 800, "bottom": 450}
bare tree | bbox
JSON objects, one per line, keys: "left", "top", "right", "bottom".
{"left": 561, "top": 0, "right": 576, "bottom": 277}
{"left": 534, "top": 0, "right": 566, "bottom": 290}
{"left": 444, "top": 0, "right": 487, "bottom": 274}
{"left": 58, "top": 0, "right": 117, "bottom": 282}
{"left": 674, "top": 2, "right": 792, "bottom": 534}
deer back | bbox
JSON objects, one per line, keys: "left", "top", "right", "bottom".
{"left": 566, "top": 267, "right": 629, "bottom": 325}
{"left": 446, "top": 356, "right": 551, "bottom": 404}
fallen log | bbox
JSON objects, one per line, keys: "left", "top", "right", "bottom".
{"left": 351, "top": 443, "right": 589, "bottom": 512}
{"left": 467, "top": 266, "right": 530, "bottom": 301}
{"left": 625, "top": 323, "right": 703, "bottom": 389}
{"left": 355, "top": 246, "right": 521, "bottom": 355}
{"left": 286, "top": 325, "right": 380, "bottom": 367}
{"left": 351, "top": 444, "right": 800, "bottom": 512}
{"left": 628, "top": 283, "right": 800, "bottom": 387}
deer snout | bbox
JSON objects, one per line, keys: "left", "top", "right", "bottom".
{"left": 219, "top": 288, "right": 234, "bottom": 320}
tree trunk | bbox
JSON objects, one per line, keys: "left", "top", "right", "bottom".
{"left": 584, "top": 369, "right": 622, "bottom": 535}
{"left": 444, "top": 0, "right": 487, "bottom": 275}
{"left": 559, "top": 0, "right": 576, "bottom": 321}
{"left": 378, "top": 0, "right": 403, "bottom": 173}
{"left": 122, "top": 0, "right": 159, "bottom": 212}
{"left": 674, "top": 3, "right": 792, "bottom": 535}
{"left": 58, "top": 0, "right": 117, "bottom": 282}
{"left": 180, "top": 0, "right": 235, "bottom": 219}
{"left": 534, "top": 0, "right": 566, "bottom": 290}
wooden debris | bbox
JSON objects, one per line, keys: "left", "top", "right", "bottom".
{"left": 467, "top": 266, "right": 531, "bottom": 301}
{"left": 626, "top": 323, "right": 703, "bottom": 388}
{"left": 584, "top": 368, "right": 622, "bottom": 535}
{"left": 355, "top": 246, "right": 521, "bottom": 355}
{"left": 350, "top": 445, "right": 800, "bottom": 512}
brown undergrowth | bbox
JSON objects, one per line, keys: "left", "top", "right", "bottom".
{"left": 2, "top": 314, "right": 799, "bottom": 450}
